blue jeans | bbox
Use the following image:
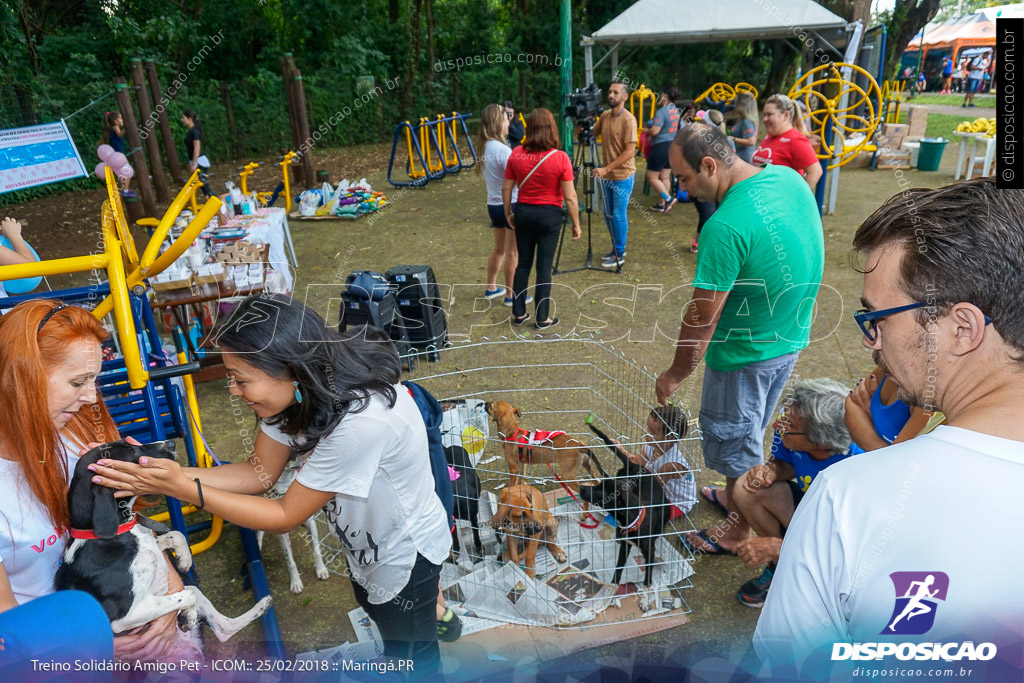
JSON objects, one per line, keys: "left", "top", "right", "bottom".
{"left": 600, "top": 175, "right": 635, "bottom": 255}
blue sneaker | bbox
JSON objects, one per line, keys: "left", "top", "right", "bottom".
{"left": 484, "top": 288, "right": 505, "bottom": 300}
{"left": 504, "top": 295, "right": 533, "bottom": 307}
{"left": 737, "top": 562, "right": 775, "bottom": 608}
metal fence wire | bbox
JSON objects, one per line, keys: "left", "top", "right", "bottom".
{"left": 313, "top": 334, "right": 698, "bottom": 629}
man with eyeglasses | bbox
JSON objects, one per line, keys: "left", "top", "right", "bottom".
{"left": 754, "top": 178, "right": 1024, "bottom": 681}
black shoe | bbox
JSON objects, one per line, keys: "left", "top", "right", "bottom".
{"left": 736, "top": 562, "right": 775, "bottom": 608}
{"left": 512, "top": 313, "right": 532, "bottom": 326}
{"left": 651, "top": 203, "right": 666, "bottom": 212}
{"left": 535, "top": 317, "right": 560, "bottom": 330}
{"left": 437, "top": 608, "right": 463, "bottom": 642}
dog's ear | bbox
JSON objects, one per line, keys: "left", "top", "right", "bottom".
{"left": 91, "top": 483, "right": 121, "bottom": 539}
{"left": 513, "top": 406, "right": 522, "bottom": 419}
{"left": 492, "top": 502, "right": 509, "bottom": 529}
{"left": 484, "top": 401, "right": 492, "bottom": 414}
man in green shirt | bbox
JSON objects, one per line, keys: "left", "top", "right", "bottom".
{"left": 656, "top": 121, "right": 823, "bottom": 556}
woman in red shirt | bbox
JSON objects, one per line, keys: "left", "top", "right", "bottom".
{"left": 751, "top": 94, "right": 823, "bottom": 192}
{"left": 502, "top": 108, "right": 580, "bottom": 330}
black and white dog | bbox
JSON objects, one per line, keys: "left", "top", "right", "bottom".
{"left": 54, "top": 440, "right": 272, "bottom": 660}
{"left": 578, "top": 424, "right": 669, "bottom": 611}
{"left": 255, "top": 457, "right": 329, "bottom": 593}
{"left": 445, "top": 445, "right": 483, "bottom": 566}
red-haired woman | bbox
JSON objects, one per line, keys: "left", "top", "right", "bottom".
{"left": 502, "top": 108, "right": 580, "bottom": 330}
{"left": 0, "top": 300, "right": 181, "bottom": 660}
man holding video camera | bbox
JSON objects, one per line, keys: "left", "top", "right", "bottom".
{"left": 593, "top": 81, "right": 637, "bottom": 269}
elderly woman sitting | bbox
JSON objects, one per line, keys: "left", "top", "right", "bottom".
{"left": 731, "top": 378, "right": 862, "bottom": 608}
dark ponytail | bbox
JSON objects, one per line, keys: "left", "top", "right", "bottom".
{"left": 182, "top": 109, "right": 202, "bottom": 133}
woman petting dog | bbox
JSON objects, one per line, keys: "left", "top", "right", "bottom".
{"left": 0, "top": 300, "right": 184, "bottom": 661}
{"left": 87, "top": 294, "right": 452, "bottom": 679}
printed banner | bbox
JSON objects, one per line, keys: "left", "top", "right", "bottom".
{"left": 0, "top": 120, "right": 87, "bottom": 193}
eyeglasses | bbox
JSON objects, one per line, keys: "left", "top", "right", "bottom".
{"left": 775, "top": 409, "right": 805, "bottom": 436}
{"left": 854, "top": 302, "right": 993, "bottom": 343}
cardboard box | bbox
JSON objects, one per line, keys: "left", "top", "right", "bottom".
{"left": 906, "top": 105, "right": 929, "bottom": 139}
{"left": 875, "top": 134, "right": 906, "bottom": 152}
{"left": 882, "top": 123, "right": 909, "bottom": 138}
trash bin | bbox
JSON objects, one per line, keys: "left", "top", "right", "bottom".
{"left": 917, "top": 137, "right": 948, "bottom": 172}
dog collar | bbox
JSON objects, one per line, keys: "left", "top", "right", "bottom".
{"left": 621, "top": 507, "right": 647, "bottom": 534}
{"left": 69, "top": 516, "right": 137, "bottom": 540}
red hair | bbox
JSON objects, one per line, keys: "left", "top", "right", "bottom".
{"left": 522, "top": 108, "right": 560, "bottom": 153}
{"left": 0, "top": 301, "right": 119, "bottom": 529}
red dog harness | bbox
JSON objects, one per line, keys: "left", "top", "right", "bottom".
{"left": 505, "top": 428, "right": 567, "bottom": 462}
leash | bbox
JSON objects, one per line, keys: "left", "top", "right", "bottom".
{"left": 544, "top": 462, "right": 602, "bottom": 529}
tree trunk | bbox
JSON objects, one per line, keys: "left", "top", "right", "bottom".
{"left": 765, "top": 40, "right": 800, "bottom": 101}
{"left": 402, "top": 0, "right": 422, "bottom": 118}
{"left": 425, "top": 0, "right": 435, "bottom": 108}
{"left": 884, "top": 0, "right": 941, "bottom": 81}
{"left": 220, "top": 81, "right": 244, "bottom": 158}
{"left": 389, "top": 0, "right": 399, "bottom": 22}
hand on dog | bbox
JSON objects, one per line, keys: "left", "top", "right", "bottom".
{"left": 87, "top": 452, "right": 189, "bottom": 500}
{"left": 113, "top": 557, "right": 185, "bottom": 662}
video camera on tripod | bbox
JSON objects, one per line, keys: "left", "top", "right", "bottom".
{"left": 564, "top": 83, "right": 603, "bottom": 124}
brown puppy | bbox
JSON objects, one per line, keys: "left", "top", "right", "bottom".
{"left": 485, "top": 400, "right": 595, "bottom": 492}
{"left": 492, "top": 485, "right": 567, "bottom": 579}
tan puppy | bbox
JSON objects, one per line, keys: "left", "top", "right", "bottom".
{"left": 485, "top": 400, "right": 595, "bottom": 492}
{"left": 492, "top": 485, "right": 567, "bottom": 579}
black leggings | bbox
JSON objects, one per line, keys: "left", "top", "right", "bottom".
{"left": 512, "top": 203, "right": 562, "bottom": 322}
{"left": 694, "top": 199, "right": 718, "bottom": 235}
{"left": 350, "top": 553, "right": 442, "bottom": 680}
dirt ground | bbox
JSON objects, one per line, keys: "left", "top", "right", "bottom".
{"left": 5, "top": 141, "right": 963, "bottom": 678}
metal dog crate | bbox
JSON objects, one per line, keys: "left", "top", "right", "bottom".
{"left": 313, "top": 335, "right": 699, "bottom": 630}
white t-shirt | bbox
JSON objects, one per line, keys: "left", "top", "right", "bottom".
{"left": 482, "top": 139, "right": 518, "bottom": 206}
{"left": 753, "top": 426, "right": 1024, "bottom": 677}
{"left": 645, "top": 443, "right": 697, "bottom": 513}
{"left": 0, "top": 453, "right": 78, "bottom": 605}
{"left": 260, "top": 384, "right": 451, "bottom": 604}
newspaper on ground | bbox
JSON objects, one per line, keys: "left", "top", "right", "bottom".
{"left": 440, "top": 489, "right": 693, "bottom": 627}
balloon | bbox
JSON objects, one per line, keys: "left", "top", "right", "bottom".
{"left": 106, "top": 152, "right": 128, "bottom": 170}
{"left": 97, "top": 144, "right": 114, "bottom": 162}
{"left": 118, "top": 163, "right": 134, "bottom": 179}
{"left": 0, "top": 236, "right": 42, "bottom": 295}
{"left": 94, "top": 162, "right": 108, "bottom": 180}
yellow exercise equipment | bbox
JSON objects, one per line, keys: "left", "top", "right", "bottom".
{"left": 695, "top": 82, "right": 760, "bottom": 106}
{"left": 788, "top": 62, "right": 882, "bottom": 170}
{"left": 629, "top": 84, "right": 658, "bottom": 138}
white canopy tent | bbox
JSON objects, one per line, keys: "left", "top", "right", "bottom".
{"left": 582, "top": 0, "right": 849, "bottom": 85}
{"left": 580, "top": 0, "right": 862, "bottom": 215}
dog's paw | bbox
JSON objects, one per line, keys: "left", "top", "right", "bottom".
{"left": 315, "top": 566, "right": 329, "bottom": 581}
{"left": 638, "top": 589, "right": 656, "bottom": 613}
{"left": 254, "top": 596, "right": 274, "bottom": 617}
{"left": 553, "top": 548, "right": 568, "bottom": 564}
{"left": 289, "top": 578, "right": 305, "bottom": 594}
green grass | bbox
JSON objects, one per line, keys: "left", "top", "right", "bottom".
{"left": 896, "top": 111, "right": 980, "bottom": 140}
{"left": 902, "top": 92, "right": 995, "bottom": 106}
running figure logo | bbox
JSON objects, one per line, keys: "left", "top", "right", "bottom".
{"left": 882, "top": 571, "right": 950, "bottom": 635}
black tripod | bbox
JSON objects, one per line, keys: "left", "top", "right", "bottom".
{"left": 553, "top": 120, "right": 622, "bottom": 275}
